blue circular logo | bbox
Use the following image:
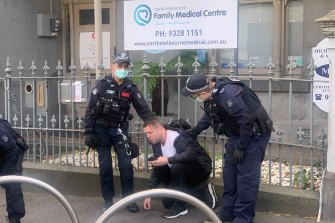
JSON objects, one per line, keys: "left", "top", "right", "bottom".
{"left": 315, "top": 64, "right": 329, "bottom": 78}
{"left": 134, "top": 4, "right": 152, "bottom": 26}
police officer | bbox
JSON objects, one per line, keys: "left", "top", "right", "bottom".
{"left": 0, "top": 118, "right": 26, "bottom": 223}
{"left": 83, "top": 53, "right": 153, "bottom": 213}
{"left": 181, "top": 74, "right": 273, "bottom": 223}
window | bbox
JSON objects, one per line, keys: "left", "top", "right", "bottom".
{"left": 287, "top": 1, "right": 303, "bottom": 66}
{"left": 220, "top": 2, "right": 274, "bottom": 68}
{"left": 79, "top": 8, "right": 110, "bottom": 25}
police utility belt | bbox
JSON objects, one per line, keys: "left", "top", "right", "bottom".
{"left": 208, "top": 106, "right": 272, "bottom": 137}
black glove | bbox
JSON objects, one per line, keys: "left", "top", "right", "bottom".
{"left": 128, "top": 143, "right": 139, "bottom": 159}
{"left": 234, "top": 147, "right": 245, "bottom": 164}
{"left": 84, "top": 133, "right": 99, "bottom": 149}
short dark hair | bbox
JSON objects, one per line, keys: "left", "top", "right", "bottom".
{"left": 143, "top": 117, "right": 163, "bottom": 128}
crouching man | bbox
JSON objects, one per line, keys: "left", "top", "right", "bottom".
{"left": 142, "top": 117, "right": 218, "bottom": 219}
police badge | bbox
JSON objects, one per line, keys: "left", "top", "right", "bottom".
{"left": 226, "top": 99, "right": 233, "bottom": 107}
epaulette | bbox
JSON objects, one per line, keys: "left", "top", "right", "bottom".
{"left": 213, "top": 79, "right": 224, "bottom": 95}
{"left": 104, "top": 75, "right": 113, "bottom": 83}
{"left": 220, "top": 76, "right": 241, "bottom": 83}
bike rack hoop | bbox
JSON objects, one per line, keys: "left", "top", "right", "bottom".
{"left": 96, "top": 188, "right": 221, "bottom": 223}
{"left": 0, "top": 175, "right": 79, "bottom": 223}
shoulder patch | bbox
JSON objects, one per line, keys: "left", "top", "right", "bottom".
{"left": 92, "top": 88, "right": 98, "bottom": 95}
{"left": 1, "top": 133, "right": 9, "bottom": 143}
{"left": 137, "top": 93, "right": 142, "bottom": 99}
{"left": 105, "top": 76, "right": 113, "bottom": 82}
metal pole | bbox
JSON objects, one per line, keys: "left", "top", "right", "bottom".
{"left": 315, "top": 11, "right": 335, "bottom": 172}
{"left": 327, "top": 39, "right": 335, "bottom": 172}
{"left": 315, "top": 11, "right": 335, "bottom": 221}
{"left": 142, "top": 55, "right": 150, "bottom": 171}
{"left": 273, "top": 0, "right": 283, "bottom": 78}
{"left": 94, "top": 0, "right": 103, "bottom": 79}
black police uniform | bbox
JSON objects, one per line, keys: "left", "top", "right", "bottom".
{"left": 189, "top": 77, "right": 273, "bottom": 223}
{"left": 0, "top": 119, "right": 25, "bottom": 222}
{"left": 83, "top": 75, "right": 152, "bottom": 204}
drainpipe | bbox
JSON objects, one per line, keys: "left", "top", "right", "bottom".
{"left": 273, "top": 0, "right": 283, "bottom": 78}
{"left": 69, "top": 0, "right": 75, "bottom": 68}
{"left": 50, "top": 0, "right": 53, "bottom": 14}
{"left": 94, "top": 0, "right": 103, "bottom": 79}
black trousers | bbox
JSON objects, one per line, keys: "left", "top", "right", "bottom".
{"left": 0, "top": 151, "right": 25, "bottom": 219}
{"left": 220, "top": 133, "right": 271, "bottom": 223}
{"left": 154, "top": 161, "right": 210, "bottom": 208}
{"left": 95, "top": 127, "right": 134, "bottom": 201}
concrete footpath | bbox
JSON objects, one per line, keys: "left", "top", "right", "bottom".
{"left": 0, "top": 163, "right": 332, "bottom": 223}
{"left": 0, "top": 190, "right": 334, "bottom": 223}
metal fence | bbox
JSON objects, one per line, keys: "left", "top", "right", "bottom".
{"left": 0, "top": 55, "right": 327, "bottom": 192}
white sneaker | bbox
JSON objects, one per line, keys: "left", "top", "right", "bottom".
{"left": 162, "top": 205, "right": 188, "bottom": 219}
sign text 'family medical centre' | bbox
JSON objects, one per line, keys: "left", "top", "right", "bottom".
{"left": 124, "top": 0, "right": 238, "bottom": 50}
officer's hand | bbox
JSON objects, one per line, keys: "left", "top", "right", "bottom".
{"left": 233, "top": 148, "right": 245, "bottom": 164}
{"left": 84, "top": 134, "right": 99, "bottom": 149}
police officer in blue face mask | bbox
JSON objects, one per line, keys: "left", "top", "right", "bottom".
{"left": 182, "top": 74, "right": 274, "bottom": 223}
{"left": 83, "top": 53, "right": 153, "bottom": 213}
{"left": 0, "top": 118, "right": 28, "bottom": 223}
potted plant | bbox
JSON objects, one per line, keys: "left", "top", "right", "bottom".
{"left": 131, "top": 51, "right": 206, "bottom": 116}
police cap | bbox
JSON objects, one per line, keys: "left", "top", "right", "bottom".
{"left": 181, "top": 74, "right": 208, "bottom": 97}
{"left": 112, "top": 53, "right": 131, "bottom": 65}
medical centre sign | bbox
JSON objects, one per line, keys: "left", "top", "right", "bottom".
{"left": 124, "top": 0, "right": 238, "bottom": 50}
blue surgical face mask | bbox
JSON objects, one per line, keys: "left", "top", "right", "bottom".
{"left": 115, "top": 69, "right": 128, "bottom": 79}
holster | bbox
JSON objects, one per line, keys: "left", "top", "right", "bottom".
{"left": 254, "top": 106, "right": 274, "bottom": 134}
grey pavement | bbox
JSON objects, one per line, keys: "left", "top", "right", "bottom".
{"left": 1, "top": 190, "right": 335, "bottom": 223}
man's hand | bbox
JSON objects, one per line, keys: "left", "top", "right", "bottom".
{"left": 84, "top": 134, "right": 98, "bottom": 149}
{"left": 150, "top": 156, "right": 169, "bottom": 166}
{"left": 143, "top": 198, "right": 152, "bottom": 210}
{"left": 234, "top": 148, "right": 245, "bottom": 164}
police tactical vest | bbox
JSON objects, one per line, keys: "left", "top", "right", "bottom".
{"left": 94, "top": 79, "right": 132, "bottom": 127}
{"left": 204, "top": 77, "right": 261, "bottom": 137}
{"left": 205, "top": 77, "right": 269, "bottom": 137}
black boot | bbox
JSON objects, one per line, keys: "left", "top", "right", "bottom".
{"left": 126, "top": 202, "right": 139, "bottom": 213}
{"left": 102, "top": 200, "right": 113, "bottom": 213}
{"left": 7, "top": 217, "right": 21, "bottom": 223}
